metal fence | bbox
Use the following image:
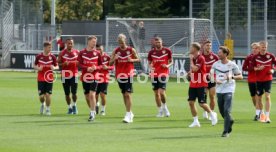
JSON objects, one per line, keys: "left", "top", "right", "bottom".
{"left": 0, "top": 0, "right": 14, "bottom": 67}
{"left": 191, "top": 0, "right": 276, "bottom": 56}
{"left": 0, "top": 0, "right": 58, "bottom": 68}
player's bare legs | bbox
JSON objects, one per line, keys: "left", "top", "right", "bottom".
{"left": 160, "top": 89, "right": 170, "bottom": 117}
{"left": 89, "top": 91, "right": 96, "bottom": 111}
{"left": 209, "top": 87, "right": 216, "bottom": 111}
{"left": 39, "top": 95, "right": 45, "bottom": 114}
{"left": 100, "top": 93, "right": 106, "bottom": 108}
{"left": 85, "top": 94, "right": 91, "bottom": 108}
{"left": 123, "top": 92, "right": 132, "bottom": 112}
{"left": 189, "top": 101, "right": 198, "bottom": 117}
{"left": 45, "top": 93, "right": 51, "bottom": 115}
{"left": 265, "top": 92, "right": 271, "bottom": 123}
{"left": 154, "top": 90, "right": 162, "bottom": 107}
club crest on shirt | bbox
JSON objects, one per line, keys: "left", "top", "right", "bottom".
{"left": 49, "top": 56, "right": 52, "bottom": 60}
{"left": 153, "top": 52, "right": 156, "bottom": 54}
{"left": 210, "top": 55, "right": 213, "bottom": 59}
{"left": 64, "top": 54, "right": 68, "bottom": 57}
{"left": 126, "top": 51, "right": 130, "bottom": 55}
{"left": 104, "top": 57, "right": 107, "bottom": 61}
{"left": 93, "top": 52, "right": 97, "bottom": 56}
{"left": 266, "top": 55, "right": 270, "bottom": 59}
{"left": 162, "top": 50, "right": 166, "bottom": 54}
{"left": 117, "top": 52, "right": 121, "bottom": 55}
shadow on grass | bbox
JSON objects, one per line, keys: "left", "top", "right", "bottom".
{"left": 151, "top": 134, "right": 218, "bottom": 140}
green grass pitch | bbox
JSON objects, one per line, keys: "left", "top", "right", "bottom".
{"left": 0, "top": 71, "right": 275, "bottom": 152}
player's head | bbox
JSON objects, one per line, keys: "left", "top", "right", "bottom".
{"left": 259, "top": 41, "right": 268, "bottom": 52}
{"left": 96, "top": 43, "right": 104, "bottom": 53}
{"left": 251, "top": 42, "right": 260, "bottom": 55}
{"left": 65, "top": 38, "right": 74, "bottom": 50}
{"left": 43, "top": 41, "right": 52, "bottom": 53}
{"left": 218, "top": 46, "right": 230, "bottom": 60}
{"left": 190, "top": 42, "right": 201, "bottom": 54}
{"left": 139, "top": 21, "right": 144, "bottom": 27}
{"left": 87, "top": 35, "right": 97, "bottom": 49}
{"left": 117, "top": 33, "right": 127, "bottom": 48}
{"left": 154, "top": 37, "right": 163, "bottom": 49}
{"left": 203, "top": 40, "right": 212, "bottom": 54}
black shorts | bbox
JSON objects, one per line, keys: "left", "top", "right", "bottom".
{"left": 38, "top": 81, "right": 53, "bottom": 96}
{"left": 62, "top": 77, "right": 78, "bottom": 96}
{"left": 207, "top": 82, "right": 216, "bottom": 89}
{"left": 82, "top": 81, "right": 98, "bottom": 94}
{"left": 188, "top": 87, "right": 207, "bottom": 104}
{"left": 117, "top": 78, "right": 133, "bottom": 94}
{"left": 256, "top": 81, "right": 272, "bottom": 96}
{"left": 248, "top": 82, "right": 257, "bottom": 97}
{"left": 96, "top": 83, "right": 108, "bottom": 95}
{"left": 151, "top": 77, "right": 167, "bottom": 90}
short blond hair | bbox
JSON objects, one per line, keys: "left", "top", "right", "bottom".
{"left": 191, "top": 42, "right": 201, "bottom": 51}
{"left": 117, "top": 33, "right": 127, "bottom": 42}
{"left": 87, "top": 35, "right": 97, "bottom": 41}
{"left": 259, "top": 41, "right": 268, "bottom": 46}
{"left": 251, "top": 42, "right": 260, "bottom": 48}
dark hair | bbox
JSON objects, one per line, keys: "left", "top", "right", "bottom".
{"left": 66, "top": 38, "right": 73, "bottom": 41}
{"left": 191, "top": 42, "right": 201, "bottom": 51}
{"left": 219, "top": 46, "right": 230, "bottom": 56}
{"left": 43, "top": 41, "right": 51, "bottom": 47}
{"left": 96, "top": 43, "right": 102, "bottom": 48}
{"left": 203, "top": 40, "right": 211, "bottom": 45}
{"left": 154, "top": 36, "right": 162, "bottom": 42}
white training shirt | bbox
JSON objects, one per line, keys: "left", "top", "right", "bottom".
{"left": 211, "top": 60, "right": 241, "bottom": 93}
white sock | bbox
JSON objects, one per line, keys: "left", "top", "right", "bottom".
{"left": 209, "top": 111, "right": 215, "bottom": 118}
{"left": 68, "top": 104, "right": 72, "bottom": 108}
{"left": 193, "top": 116, "right": 199, "bottom": 122}
{"left": 96, "top": 102, "right": 100, "bottom": 107}
{"left": 90, "top": 111, "right": 95, "bottom": 116}
{"left": 256, "top": 109, "right": 261, "bottom": 115}
{"left": 162, "top": 103, "right": 168, "bottom": 109}
{"left": 46, "top": 106, "right": 50, "bottom": 111}
{"left": 101, "top": 106, "right": 105, "bottom": 111}
{"left": 71, "top": 102, "right": 76, "bottom": 106}
{"left": 158, "top": 106, "right": 162, "bottom": 112}
{"left": 266, "top": 112, "right": 270, "bottom": 117}
{"left": 42, "top": 102, "right": 45, "bottom": 106}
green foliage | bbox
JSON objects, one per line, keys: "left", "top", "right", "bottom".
{"left": 56, "top": 0, "right": 103, "bottom": 23}
{"left": 113, "top": 0, "right": 169, "bottom": 17}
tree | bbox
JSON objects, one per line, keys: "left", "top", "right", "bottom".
{"left": 56, "top": 0, "right": 103, "bottom": 23}
{"left": 113, "top": 0, "right": 169, "bottom": 17}
{"left": 43, "top": 0, "right": 51, "bottom": 23}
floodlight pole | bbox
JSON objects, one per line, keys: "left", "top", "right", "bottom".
{"left": 264, "top": 0, "right": 268, "bottom": 42}
{"left": 225, "top": 0, "right": 229, "bottom": 39}
{"left": 189, "top": 0, "right": 192, "bottom": 18}
{"left": 51, "top": 0, "right": 55, "bottom": 26}
{"left": 247, "top": 0, "right": 251, "bottom": 54}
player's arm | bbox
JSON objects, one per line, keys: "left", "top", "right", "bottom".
{"left": 128, "top": 48, "right": 140, "bottom": 62}
{"left": 210, "top": 63, "right": 216, "bottom": 83}
{"left": 94, "top": 53, "right": 103, "bottom": 71}
{"left": 109, "top": 50, "right": 116, "bottom": 65}
{"left": 189, "top": 55, "right": 200, "bottom": 72}
{"left": 242, "top": 57, "right": 249, "bottom": 71}
{"left": 162, "top": 49, "right": 173, "bottom": 68}
{"left": 229, "top": 63, "right": 243, "bottom": 80}
{"left": 33, "top": 55, "right": 43, "bottom": 71}
{"left": 51, "top": 55, "right": 59, "bottom": 70}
